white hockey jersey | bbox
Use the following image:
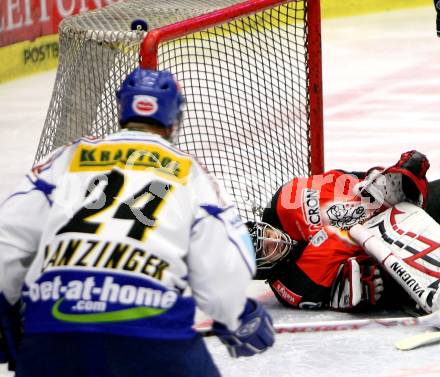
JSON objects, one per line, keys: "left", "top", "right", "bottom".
{"left": 0, "top": 130, "right": 255, "bottom": 339}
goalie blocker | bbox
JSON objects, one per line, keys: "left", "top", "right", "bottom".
{"left": 349, "top": 202, "right": 440, "bottom": 314}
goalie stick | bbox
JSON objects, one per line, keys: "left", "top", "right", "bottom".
{"left": 395, "top": 330, "right": 440, "bottom": 351}
{"left": 196, "top": 311, "right": 440, "bottom": 336}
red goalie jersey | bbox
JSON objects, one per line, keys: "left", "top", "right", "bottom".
{"left": 262, "top": 170, "right": 371, "bottom": 308}
{"left": 261, "top": 151, "right": 430, "bottom": 309}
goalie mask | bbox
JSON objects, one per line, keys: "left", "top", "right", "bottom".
{"left": 246, "top": 221, "right": 297, "bottom": 279}
{"left": 355, "top": 150, "right": 429, "bottom": 211}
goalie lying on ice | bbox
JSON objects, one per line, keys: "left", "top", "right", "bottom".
{"left": 247, "top": 150, "right": 440, "bottom": 313}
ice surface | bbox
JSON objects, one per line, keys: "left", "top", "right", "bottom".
{"left": 205, "top": 285, "right": 440, "bottom": 377}
{"left": 0, "top": 6, "right": 439, "bottom": 377}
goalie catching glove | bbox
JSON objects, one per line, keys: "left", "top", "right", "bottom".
{"left": 355, "top": 150, "right": 429, "bottom": 210}
{"left": 212, "top": 298, "right": 275, "bottom": 358}
{"left": 330, "top": 257, "right": 384, "bottom": 310}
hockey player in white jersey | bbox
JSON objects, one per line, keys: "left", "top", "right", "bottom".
{"left": 0, "top": 68, "right": 275, "bottom": 376}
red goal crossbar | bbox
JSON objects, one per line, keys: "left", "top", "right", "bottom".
{"left": 140, "top": 0, "right": 324, "bottom": 175}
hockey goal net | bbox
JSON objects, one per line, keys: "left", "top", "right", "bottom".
{"left": 35, "top": 0, "right": 323, "bottom": 220}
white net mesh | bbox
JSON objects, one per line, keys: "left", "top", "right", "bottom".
{"left": 36, "top": 0, "right": 322, "bottom": 220}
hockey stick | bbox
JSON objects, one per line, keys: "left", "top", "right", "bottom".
{"left": 196, "top": 311, "right": 440, "bottom": 337}
{"left": 395, "top": 330, "right": 440, "bottom": 351}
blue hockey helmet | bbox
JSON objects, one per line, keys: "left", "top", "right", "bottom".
{"left": 116, "top": 68, "right": 184, "bottom": 128}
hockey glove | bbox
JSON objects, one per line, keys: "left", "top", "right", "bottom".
{"left": 0, "top": 294, "right": 23, "bottom": 371}
{"left": 212, "top": 298, "right": 275, "bottom": 358}
{"left": 384, "top": 150, "right": 430, "bottom": 208}
{"left": 329, "top": 257, "right": 384, "bottom": 311}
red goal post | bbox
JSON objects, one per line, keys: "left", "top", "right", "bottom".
{"left": 35, "top": 0, "right": 324, "bottom": 221}
{"left": 140, "top": 0, "right": 323, "bottom": 175}
{"left": 140, "top": 0, "right": 324, "bottom": 219}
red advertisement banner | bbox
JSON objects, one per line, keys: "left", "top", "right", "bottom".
{"left": 0, "top": 0, "right": 121, "bottom": 47}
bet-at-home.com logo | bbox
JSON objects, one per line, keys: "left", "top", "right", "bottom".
{"left": 28, "top": 276, "right": 177, "bottom": 323}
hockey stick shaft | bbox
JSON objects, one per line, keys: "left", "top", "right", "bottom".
{"left": 395, "top": 331, "right": 440, "bottom": 350}
{"left": 196, "top": 311, "right": 440, "bottom": 337}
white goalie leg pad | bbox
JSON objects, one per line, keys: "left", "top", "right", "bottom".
{"left": 349, "top": 202, "right": 440, "bottom": 313}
